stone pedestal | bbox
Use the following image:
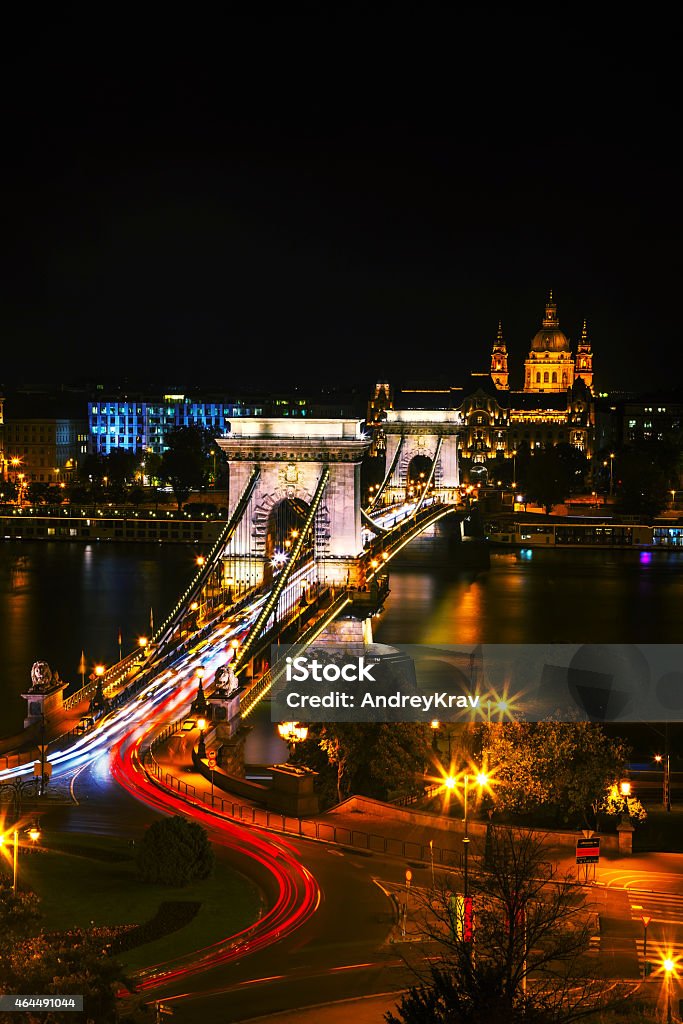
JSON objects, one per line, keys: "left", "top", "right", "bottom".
{"left": 617, "top": 818, "right": 635, "bottom": 855}
{"left": 22, "top": 683, "right": 67, "bottom": 728}
{"left": 208, "top": 688, "right": 242, "bottom": 737}
{"left": 215, "top": 728, "right": 250, "bottom": 777}
{"left": 267, "top": 764, "right": 319, "bottom": 816}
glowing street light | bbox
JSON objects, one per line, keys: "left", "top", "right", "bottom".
{"left": 663, "top": 956, "right": 676, "bottom": 1023}
{"left": 440, "top": 769, "right": 489, "bottom": 897}
{"left": 619, "top": 779, "right": 632, "bottom": 823}
{"left": 0, "top": 829, "right": 19, "bottom": 891}
{"left": 277, "top": 722, "right": 309, "bottom": 755}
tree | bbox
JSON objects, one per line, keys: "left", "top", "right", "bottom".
{"left": 159, "top": 425, "right": 214, "bottom": 510}
{"left": 0, "top": 882, "right": 41, "bottom": 938}
{"left": 613, "top": 447, "right": 670, "bottom": 520}
{"left": 552, "top": 443, "right": 589, "bottom": 492}
{"left": 387, "top": 826, "right": 628, "bottom": 1024}
{"left": 593, "top": 783, "right": 647, "bottom": 827}
{"left": 136, "top": 815, "right": 214, "bottom": 886}
{"left": 480, "top": 721, "right": 629, "bottom": 828}
{"left": 293, "top": 723, "right": 433, "bottom": 806}
{"left": 0, "top": 927, "right": 134, "bottom": 1023}
{"left": 523, "top": 446, "right": 575, "bottom": 513}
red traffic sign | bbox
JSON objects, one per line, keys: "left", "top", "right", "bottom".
{"left": 207, "top": 749, "right": 216, "bottom": 758}
{"left": 576, "top": 836, "right": 600, "bottom": 864}
{"left": 207, "top": 756, "right": 217, "bottom": 770}
{"left": 405, "top": 869, "right": 412, "bottom": 887}
{"left": 641, "top": 915, "right": 652, "bottom": 928}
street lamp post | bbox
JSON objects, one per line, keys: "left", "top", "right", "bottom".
{"left": 609, "top": 453, "right": 615, "bottom": 497}
{"left": 619, "top": 779, "right": 631, "bottom": 820}
{"left": 512, "top": 449, "right": 517, "bottom": 488}
{"left": 0, "top": 829, "right": 19, "bottom": 891}
{"left": 461, "top": 771, "right": 489, "bottom": 898}
{"left": 655, "top": 746, "right": 672, "bottom": 812}
{"left": 663, "top": 958, "right": 674, "bottom": 1023}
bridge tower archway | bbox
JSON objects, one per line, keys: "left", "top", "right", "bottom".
{"left": 216, "top": 419, "right": 371, "bottom": 588}
{"left": 382, "top": 411, "right": 462, "bottom": 504}
{"left": 405, "top": 454, "right": 434, "bottom": 501}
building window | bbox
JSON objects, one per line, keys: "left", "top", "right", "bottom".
{"left": 543, "top": 372, "right": 549, "bottom": 383}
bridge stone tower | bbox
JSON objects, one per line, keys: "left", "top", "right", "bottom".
{"left": 216, "top": 419, "right": 372, "bottom": 588}
{"left": 381, "top": 409, "right": 462, "bottom": 503}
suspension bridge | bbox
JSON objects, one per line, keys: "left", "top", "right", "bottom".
{"left": 101, "top": 415, "right": 469, "bottom": 721}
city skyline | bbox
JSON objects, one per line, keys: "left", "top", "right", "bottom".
{"left": 0, "top": 15, "right": 679, "bottom": 394}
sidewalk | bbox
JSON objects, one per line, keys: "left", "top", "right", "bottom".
{"left": 238, "top": 992, "right": 404, "bottom": 1024}
{"left": 149, "top": 732, "right": 613, "bottom": 882}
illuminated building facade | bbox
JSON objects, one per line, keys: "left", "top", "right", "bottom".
{"left": 374, "top": 293, "right": 596, "bottom": 483}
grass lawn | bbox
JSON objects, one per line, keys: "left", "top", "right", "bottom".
{"left": 18, "top": 831, "right": 264, "bottom": 972}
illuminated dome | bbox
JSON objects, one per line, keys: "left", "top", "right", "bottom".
{"left": 531, "top": 292, "right": 570, "bottom": 353}
{"left": 531, "top": 329, "right": 570, "bottom": 352}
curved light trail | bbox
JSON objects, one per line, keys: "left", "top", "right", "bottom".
{"left": 110, "top": 711, "right": 320, "bottom": 993}
{"left": 1, "top": 578, "right": 323, "bottom": 996}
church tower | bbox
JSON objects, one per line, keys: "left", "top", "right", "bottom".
{"left": 523, "top": 291, "right": 575, "bottom": 393}
{"left": 574, "top": 319, "right": 594, "bottom": 392}
{"left": 490, "top": 321, "right": 509, "bottom": 390}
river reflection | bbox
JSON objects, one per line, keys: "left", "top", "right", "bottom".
{"left": 2, "top": 541, "right": 682, "bottom": 746}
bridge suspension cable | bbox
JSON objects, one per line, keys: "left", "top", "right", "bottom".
{"left": 412, "top": 435, "right": 443, "bottom": 516}
{"left": 360, "top": 505, "right": 391, "bottom": 534}
{"left": 366, "top": 434, "right": 405, "bottom": 510}
{"left": 233, "top": 467, "right": 330, "bottom": 675}
{"left": 240, "top": 587, "right": 352, "bottom": 719}
{"left": 152, "top": 466, "right": 261, "bottom": 652}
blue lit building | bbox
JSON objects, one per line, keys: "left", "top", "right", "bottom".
{"left": 88, "top": 393, "right": 266, "bottom": 457}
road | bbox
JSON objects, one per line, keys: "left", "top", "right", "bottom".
{"left": 39, "top": 754, "right": 416, "bottom": 1022}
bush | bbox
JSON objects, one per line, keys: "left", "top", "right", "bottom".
{"left": 135, "top": 816, "right": 214, "bottom": 886}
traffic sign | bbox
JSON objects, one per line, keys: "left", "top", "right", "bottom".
{"left": 34, "top": 761, "right": 52, "bottom": 778}
{"left": 207, "top": 755, "right": 216, "bottom": 770}
{"left": 641, "top": 915, "right": 652, "bottom": 928}
{"left": 576, "top": 836, "right": 600, "bottom": 864}
{"left": 207, "top": 749, "right": 216, "bottom": 758}
{"left": 405, "top": 869, "right": 412, "bottom": 888}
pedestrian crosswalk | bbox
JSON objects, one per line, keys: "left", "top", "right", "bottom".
{"left": 627, "top": 888, "right": 683, "bottom": 974}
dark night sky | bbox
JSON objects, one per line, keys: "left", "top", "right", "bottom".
{"left": 1, "top": 12, "right": 679, "bottom": 395}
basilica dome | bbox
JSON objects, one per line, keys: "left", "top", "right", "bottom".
{"left": 530, "top": 292, "right": 570, "bottom": 353}
{"left": 531, "top": 327, "right": 570, "bottom": 352}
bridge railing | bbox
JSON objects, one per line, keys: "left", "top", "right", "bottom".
{"left": 62, "top": 650, "right": 140, "bottom": 712}
{"left": 146, "top": 723, "right": 461, "bottom": 867}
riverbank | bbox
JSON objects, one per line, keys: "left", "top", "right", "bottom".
{"left": 0, "top": 508, "right": 225, "bottom": 544}
{"left": 484, "top": 510, "right": 683, "bottom": 551}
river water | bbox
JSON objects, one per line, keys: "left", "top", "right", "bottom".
{"left": 1, "top": 537, "right": 682, "bottom": 752}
